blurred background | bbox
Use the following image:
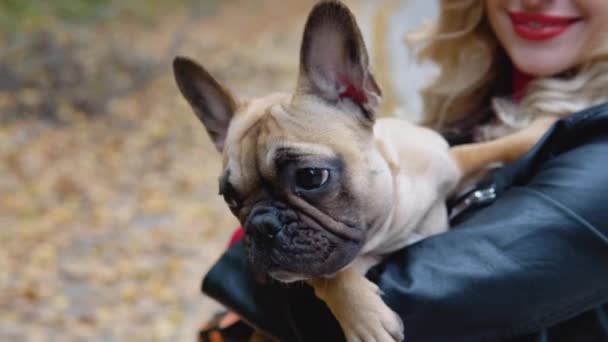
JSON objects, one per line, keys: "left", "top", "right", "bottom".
{"left": 0, "top": 0, "right": 437, "bottom": 340}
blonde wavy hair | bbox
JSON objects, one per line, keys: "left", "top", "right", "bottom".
{"left": 412, "top": 0, "right": 608, "bottom": 141}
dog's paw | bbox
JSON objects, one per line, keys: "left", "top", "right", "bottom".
{"left": 341, "top": 303, "right": 404, "bottom": 342}
{"left": 320, "top": 278, "right": 404, "bottom": 342}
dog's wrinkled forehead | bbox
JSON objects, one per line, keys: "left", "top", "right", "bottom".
{"left": 220, "top": 94, "right": 369, "bottom": 196}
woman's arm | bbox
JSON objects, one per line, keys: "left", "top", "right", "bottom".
{"left": 375, "top": 134, "right": 608, "bottom": 340}
{"left": 203, "top": 106, "right": 608, "bottom": 341}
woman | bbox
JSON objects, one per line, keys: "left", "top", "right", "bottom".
{"left": 202, "top": 0, "right": 608, "bottom": 341}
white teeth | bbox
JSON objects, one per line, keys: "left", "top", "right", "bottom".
{"left": 523, "top": 21, "right": 565, "bottom": 28}
{"left": 527, "top": 22, "right": 545, "bottom": 28}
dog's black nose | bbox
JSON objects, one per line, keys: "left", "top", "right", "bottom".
{"left": 248, "top": 212, "right": 283, "bottom": 243}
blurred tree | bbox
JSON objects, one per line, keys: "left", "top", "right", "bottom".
{"left": 0, "top": 0, "right": 225, "bottom": 122}
{"left": 0, "top": 0, "right": 223, "bottom": 36}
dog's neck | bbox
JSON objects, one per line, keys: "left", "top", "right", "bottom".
{"left": 359, "top": 118, "right": 461, "bottom": 258}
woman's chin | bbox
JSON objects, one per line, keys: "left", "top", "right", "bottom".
{"left": 509, "top": 48, "right": 579, "bottom": 77}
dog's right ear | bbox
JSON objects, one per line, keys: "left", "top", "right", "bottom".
{"left": 296, "top": 1, "right": 381, "bottom": 121}
{"left": 173, "top": 56, "right": 236, "bottom": 152}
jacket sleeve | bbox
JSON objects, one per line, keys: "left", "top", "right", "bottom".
{"left": 202, "top": 109, "right": 608, "bottom": 342}
{"left": 372, "top": 135, "right": 608, "bottom": 341}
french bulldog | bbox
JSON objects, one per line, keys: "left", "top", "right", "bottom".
{"left": 173, "top": 1, "right": 554, "bottom": 341}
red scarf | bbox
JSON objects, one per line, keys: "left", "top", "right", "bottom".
{"left": 228, "top": 226, "right": 245, "bottom": 247}
{"left": 513, "top": 68, "right": 534, "bottom": 102}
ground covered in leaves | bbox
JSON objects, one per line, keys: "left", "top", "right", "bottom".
{"left": 0, "top": 1, "right": 321, "bottom": 340}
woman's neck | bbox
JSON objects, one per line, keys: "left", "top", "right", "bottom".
{"left": 512, "top": 67, "right": 534, "bottom": 102}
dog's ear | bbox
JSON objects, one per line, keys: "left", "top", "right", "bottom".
{"left": 173, "top": 56, "right": 236, "bottom": 152}
{"left": 296, "top": 1, "right": 381, "bottom": 120}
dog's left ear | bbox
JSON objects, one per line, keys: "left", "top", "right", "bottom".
{"left": 173, "top": 56, "right": 236, "bottom": 152}
{"left": 296, "top": 1, "right": 382, "bottom": 120}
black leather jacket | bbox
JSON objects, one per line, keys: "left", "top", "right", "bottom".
{"left": 203, "top": 104, "right": 608, "bottom": 342}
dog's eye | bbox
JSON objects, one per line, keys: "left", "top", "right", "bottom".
{"left": 225, "top": 196, "right": 239, "bottom": 209}
{"left": 222, "top": 192, "right": 241, "bottom": 211}
{"left": 295, "top": 168, "right": 329, "bottom": 190}
{"left": 219, "top": 179, "right": 240, "bottom": 209}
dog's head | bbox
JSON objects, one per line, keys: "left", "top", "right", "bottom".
{"left": 173, "top": 1, "right": 393, "bottom": 281}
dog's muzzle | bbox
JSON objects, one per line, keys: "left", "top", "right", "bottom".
{"left": 243, "top": 201, "right": 363, "bottom": 279}
{"left": 246, "top": 206, "right": 284, "bottom": 247}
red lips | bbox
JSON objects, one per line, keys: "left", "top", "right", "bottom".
{"left": 509, "top": 12, "right": 581, "bottom": 41}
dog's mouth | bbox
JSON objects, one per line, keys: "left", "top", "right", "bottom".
{"left": 243, "top": 201, "right": 364, "bottom": 279}
{"left": 268, "top": 270, "right": 306, "bottom": 283}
